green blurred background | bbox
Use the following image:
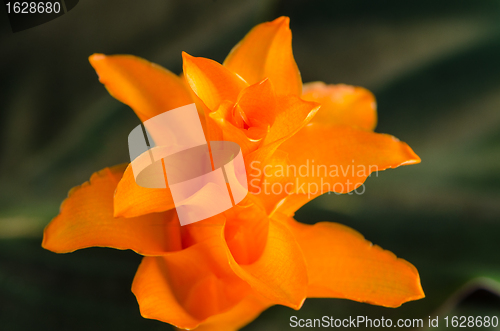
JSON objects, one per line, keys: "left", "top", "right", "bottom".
{"left": 1, "top": 0, "right": 499, "bottom": 330}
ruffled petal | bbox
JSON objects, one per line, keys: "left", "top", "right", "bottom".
{"left": 302, "top": 82, "right": 377, "bottom": 131}
{"left": 42, "top": 165, "right": 181, "bottom": 255}
{"left": 89, "top": 54, "right": 193, "bottom": 122}
{"left": 276, "top": 123, "right": 420, "bottom": 215}
{"left": 113, "top": 164, "right": 176, "bottom": 218}
{"left": 183, "top": 52, "right": 248, "bottom": 111}
{"left": 224, "top": 17, "right": 302, "bottom": 96}
{"left": 277, "top": 214, "right": 425, "bottom": 307}
{"left": 225, "top": 216, "right": 308, "bottom": 309}
{"left": 132, "top": 229, "right": 251, "bottom": 330}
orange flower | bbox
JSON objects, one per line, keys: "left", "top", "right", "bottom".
{"left": 42, "top": 17, "right": 424, "bottom": 331}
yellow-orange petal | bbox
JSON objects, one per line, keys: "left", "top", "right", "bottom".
{"left": 190, "top": 294, "right": 271, "bottom": 331}
{"left": 225, "top": 218, "right": 308, "bottom": 309}
{"left": 263, "top": 95, "right": 320, "bottom": 145}
{"left": 276, "top": 123, "right": 420, "bottom": 215}
{"left": 276, "top": 214, "right": 425, "bottom": 307}
{"left": 182, "top": 52, "right": 248, "bottom": 111}
{"left": 193, "top": 92, "right": 224, "bottom": 141}
{"left": 224, "top": 201, "right": 270, "bottom": 265}
{"left": 302, "top": 82, "right": 377, "bottom": 131}
{"left": 89, "top": 54, "right": 193, "bottom": 122}
{"left": 180, "top": 73, "right": 223, "bottom": 142}
{"left": 132, "top": 235, "right": 251, "bottom": 329}
{"left": 224, "top": 16, "right": 302, "bottom": 96}
{"left": 113, "top": 164, "right": 176, "bottom": 218}
{"left": 42, "top": 165, "right": 181, "bottom": 255}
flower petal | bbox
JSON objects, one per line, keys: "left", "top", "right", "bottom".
{"left": 277, "top": 214, "right": 425, "bottom": 307}
{"left": 42, "top": 165, "right": 181, "bottom": 255}
{"left": 263, "top": 95, "right": 320, "bottom": 146}
{"left": 191, "top": 294, "right": 271, "bottom": 331}
{"left": 224, "top": 17, "right": 302, "bottom": 96}
{"left": 302, "top": 82, "right": 377, "bottom": 131}
{"left": 276, "top": 123, "right": 421, "bottom": 215}
{"left": 133, "top": 256, "right": 199, "bottom": 329}
{"left": 89, "top": 54, "right": 192, "bottom": 122}
{"left": 132, "top": 232, "right": 251, "bottom": 329}
{"left": 224, "top": 201, "right": 269, "bottom": 265}
{"left": 113, "top": 164, "right": 176, "bottom": 218}
{"left": 183, "top": 52, "right": 248, "bottom": 111}
{"left": 225, "top": 216, "right": 308, "bottom": 309}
